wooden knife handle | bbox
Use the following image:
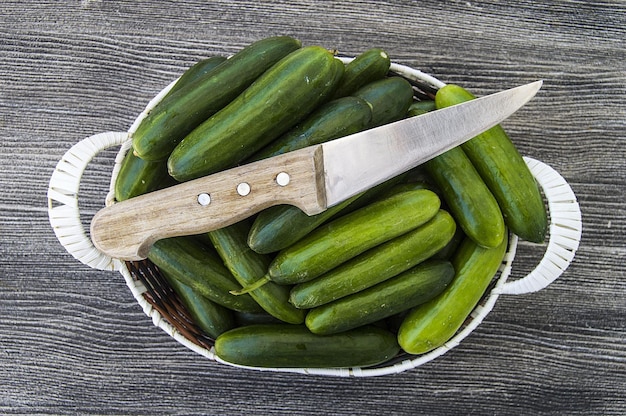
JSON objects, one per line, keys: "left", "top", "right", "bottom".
{"left": 90, "top": 146, "right": 326, "bottom": 261}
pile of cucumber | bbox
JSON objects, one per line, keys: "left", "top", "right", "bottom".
{"left": 116, "top": 36, "right": 548, "bottom": 369}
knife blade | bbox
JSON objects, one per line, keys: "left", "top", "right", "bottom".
{"left": 91, "top": 80, "right": 542, "bottom": 261}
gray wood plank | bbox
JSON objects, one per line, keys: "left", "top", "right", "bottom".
{"left": 1, "top": 0, "right": 624, "bottom": 414}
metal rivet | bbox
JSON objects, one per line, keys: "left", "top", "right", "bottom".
{"left": 197, "top": 193, "right": 211, "bottom": 206}
{"left": 237, "top": 182, "right": 251, "bottom": 196}
{"left": 276, "top": 172, "right": 290, "bottom": 186}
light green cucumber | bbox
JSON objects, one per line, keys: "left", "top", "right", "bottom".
{"left": 290, "top": 210, "right": 456, "bottom": 309}
{"left": 267, "top": 188, "right": 441, "bottom": 285}
{"left": 398, "top": 232, "right": 508, "bottom": 355}
{"left": 435, "top": 84, "right": 548, "bottom": 243}
{"left": 305, "top": 260, "right": 455, "bottom": 335}
{"left": 424, "top": 147, "right": 506, "bottom": 248}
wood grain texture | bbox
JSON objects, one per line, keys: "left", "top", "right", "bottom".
{"left": 1, "top": 0, "right": 624, "bottom": 414}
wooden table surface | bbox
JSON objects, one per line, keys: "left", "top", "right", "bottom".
{"left": 2, "top": 1, "right": 624, "bottom": 414}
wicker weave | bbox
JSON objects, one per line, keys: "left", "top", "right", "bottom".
{"left": 47, "top": 60, "right": 582, "bottom": 377}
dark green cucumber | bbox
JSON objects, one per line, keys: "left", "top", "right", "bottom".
{"left": 305, "top": 260, "right": 455, "bottom": 335}
{"left": 250, "top": 96, "right": 372, "bottom": 161}
{"left": 267, "top": 189, "right": 441, "bottom": 285}
{"left": 246, "top": 172, "right": 406, "bottom": 255}
{"left": 352, "top": 77, "right": 414, "bottom": 127}
{"left": 132, "top": 36, "right": 301, "bottom": 161}
{"left": 147, "top": 237, "right": 262, "bottom": 313}
{"left": 407, "top": 99, "right": 436, "bottom": 116}
{"left": 398, "top": 232, "right": 508, "bottom": 355}
{"left": 168, "top": 46, "right": 345, "bottom": 181}
{"left": 332, "top": 48, "right": 391, "bottom": 98}
{"left": 115, "top": 57, "right": 228, "bottom": 200}
{"left": 208, "top": 221, "right": 306, "bottom": 324}
{"left": 424, "top": 146, "right": 506, "bottom": 249}
{"left": 162, "top": 269, "right": 235, "bottom": 339}
{"left": 233, "top": 311, "right": 283, "bottom": 326}
{"left": 114, "top": 151, "right": 176, "bottom": 201}
{"left": 290, "top": 210, "right": 456, "bottom": 309}
{"left": 435, "top": 84, "right": 548, "bottom": 243}
{"left": 214, "top": 324, "right": 400, "bottom": 368}
{"left": 166, "top": 56, "right": 227, "bottom": 97}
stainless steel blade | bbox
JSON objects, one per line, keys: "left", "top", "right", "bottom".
{"left": 321, "top": 80, "right": 542, "bottom": 207}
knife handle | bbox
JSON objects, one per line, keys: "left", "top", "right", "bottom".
{"left": 90, "top": 146, "right": 326, "bottom": 261}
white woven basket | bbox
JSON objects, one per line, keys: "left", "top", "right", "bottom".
{"left": 47, "top": 60, "right": 582, "bottom": 377}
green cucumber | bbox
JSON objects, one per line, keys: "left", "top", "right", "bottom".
{"left": 246, "top": 173, "right": 406, "bottom": 255}
{"left": 267, "top": 189, "right": 441, "bottom": 285}
{"left": 332, "top": 48, "right": 391, "bottom": 98}
{"left": 352, "top": 77, "right": 414, "bottom": 127}
{"left": 435, "top": 84, "right": 548, "bottom": 243}
{"left": 424, "top": 147, "right": 506, "bottom": 248}
{"left": 132, "top": 36, "right": 301, "bottom": 161}
{"left": 162, "top": 270, "right": 235, "bottom": 339}
{"left": 168, "top": 46, "right": 345, "bottom": 181}
{"left": 147, "top": 237, "right": 262, "bottom": 313}
{"left": 398, "top": 232, "right": 508, "bottom": 355}
{"left": 407, "top": 99, "right": 436, "bottom": 116}
{"left": 233, "top": 311, "right": 283, "bottom": 326}
{"left": 114, "top": 58, "right": 227, "bottom": 201}
{"left": 290, "top": 210, "right": 456, "bottom": 309}
{"left": 214, "top": 324, "right": 400, "bottom": 368}
{"left": 166, "top": 56, "right": 227, "bottom": 97}
{"left": 208, "top": 221, "right": 306, "bottom": 324}
{"left": 114, "top": 151, "right": 176, "bottom": 201}
{"left": 305, "top": 260, "right": 455, "bottom": 335}
{"left": 250, "top": 96, "right": 372, "bottom": 161}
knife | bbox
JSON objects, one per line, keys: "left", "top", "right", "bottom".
{"left": 91, "top": 80, "right": 542, "bottom": 261}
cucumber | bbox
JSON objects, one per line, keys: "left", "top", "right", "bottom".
{"left": 246, "top": 173, "right": 404, "bottom": 255}
{"left": 233, "top": 311, "right": 283, "bottom": 326}
{"left": 352, "top": 77, "right": 414, "bottom": 127}
{"left": 398, "top": 232, "right": 508, "bottom": 355}
{"left": 290, "top": 210, "right": 456, "bottom": 309}
{"left": 305, "top": 260, "right": 455, "bottom": 335}
{"left": 435, "top": 84, "right": 548, "bottom": 243}
{"left": 267, "top": 189, "right": 441, "bottom": 285}
{"left": 166, "top": 56, "right": 227, "bottom": 97}
{"left": 246, "top": 195, "right": 361, "bottom": 255}
{"left": 132, "top": 36, "right": 301, "bottom": 161}
{"left": 250, "top": 96, "right": 372, "bottom": 161}
{"left": 147, "top": 237, "right": 262, "bottom": 313}
{"left": 332, "top": 48, "right": 391, "bottom": 98}
{"left": 424, "top": 147, "right": 506, "bottom": 248}
{"left": 407, "top": 99, "right": 436, "bottom": 116}
{"left": 208, "top": 221, "right": 306, "bottom": 324}
{"left": 162, "top": 269, "right": 235, "bottom": 339}
{"left": 114, "top": 58, "right": 227, "bottom": 201}
{"left": 114, "top": 151, "right": 176, "bottom": 201}
{"left": 214, "top": 324, "right": 400, "bottom": 368}
{"left": 168, "top": 46, "right": 345, "bottom": 181}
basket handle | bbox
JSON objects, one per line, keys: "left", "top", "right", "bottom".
{"left": 497, "top": 157, "right": 582, "bottom": 295}
{"left": 48, "top": 132, "right": 131, "bottom": 271}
